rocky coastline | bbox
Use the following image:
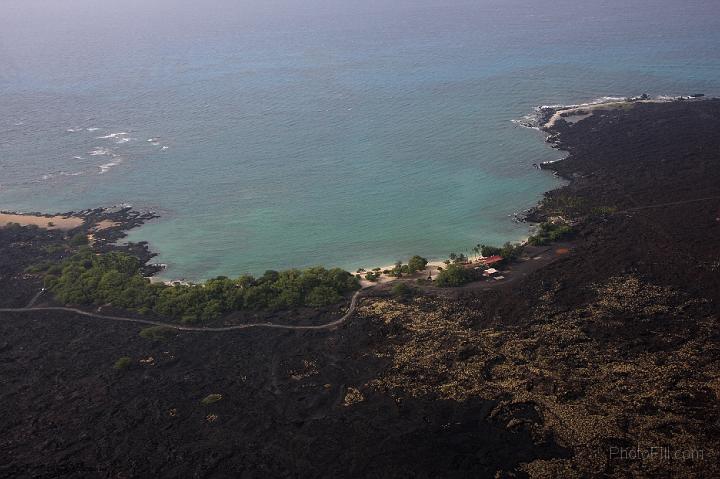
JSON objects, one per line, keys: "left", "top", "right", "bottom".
{"left": 1, "top": 98, "right": 719, "bottom": 477}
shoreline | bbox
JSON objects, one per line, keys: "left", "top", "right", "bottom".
{"left": 515, "top": 93, "right": 708, "bottom": 131}
{"left": 4, "top": 96, "right": 720, "bottom": 477}
{"left": 2, "top": 94, "right": 712, "bottom": 284}
{"left": 331, "top": 94, "right": 709, "bottom": 283}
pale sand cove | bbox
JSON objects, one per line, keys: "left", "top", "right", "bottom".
{"left": 0, "top": 212, "right": 83, "bottom": 231}
{"left": 354, "top": 258, "right": 491, "bottom": 288}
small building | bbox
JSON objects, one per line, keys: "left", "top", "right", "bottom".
{"left": 484, "top": 268, "right": 500, "bottom": 276}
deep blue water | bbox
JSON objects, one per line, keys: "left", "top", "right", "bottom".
{"left": 2, "top": 0, "right": 720, "bottom": 279}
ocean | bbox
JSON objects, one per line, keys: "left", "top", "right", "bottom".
{"left": 2, "top": 0, "right": 720, "bottom": 279}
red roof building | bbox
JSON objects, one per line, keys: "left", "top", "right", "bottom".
{"left": 480, "top": 255, "right": 504, "bottom": 266}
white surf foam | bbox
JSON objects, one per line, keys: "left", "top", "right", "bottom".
{"left": 97, "top": 132, "right": 128, "bottom": 139}
{"left": 90, "top": 147, "right": 112, "bottom": 156}
{"left": 41, "top": 170, "right": 84, "bottom": 181}
{"left": 98, "top": 158, "right": 122, "bottom": 174}
{"left": 511, "top": 114, "right": 542, "bottom": 130}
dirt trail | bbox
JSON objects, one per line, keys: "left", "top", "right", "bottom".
{"left": 0, "top": 290, "right": 363, "bottom": 333}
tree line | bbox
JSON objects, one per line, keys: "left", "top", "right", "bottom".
{"left": 42, "top": 249, "right": 360, "bottom": 323}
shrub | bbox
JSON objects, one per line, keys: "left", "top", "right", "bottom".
{"left": 389, "top": 261, "right": 404, "bottom": 278}
{"left": 365, "top": 272, "right": 380, "bottom": 282}
{"left": 500, "top": 242, "right": 524, "bottom": 260}
{"left": 139, "top": 326, "right": 175, "bottom": 341}
{"left": 43, "top": 244, "right": 66, "bottom": 254}
{"left": 407, "top": 255, "right": 428, "bottom": 273}
{"left": 528, "top": 222, "right": 574, "bottom": 246}
{"left": 391, "top": 282, "right": 415, "bottom": 298}
{"left": 113, "top": 356, "right": 132, "bottom": 370}
{"left": 541, "top": 194, "right": 588, "bottom": 216}
{"left": 25, "top": 261, "right": 55, "bottom": 274}
{"left": 435, "top": 264, "right": 473, "bottom": 287}
{"left": 69, "top": 233, "right": 89, "bottom": 246}
{"left": 201, "top": 393, "right": 223, "bottom": 405}
{"left": 589, "top": 206, "right": 617, "bottom": 218}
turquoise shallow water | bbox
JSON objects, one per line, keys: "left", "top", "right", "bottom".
{"left": 2, "top": 0, "right": 720, "bottom": 279}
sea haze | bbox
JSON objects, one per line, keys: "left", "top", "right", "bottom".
{"left": 2, "top": 0, "right": 720, "bottom": 279}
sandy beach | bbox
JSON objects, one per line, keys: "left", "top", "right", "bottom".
{"left": 354, "top": 259, "right": 486, "bottom": 288}
{"left": 0, "top": 212, "right": 83, "bottom": 231}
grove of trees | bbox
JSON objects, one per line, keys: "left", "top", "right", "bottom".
{"left": 434, "top": 264, "right": 474, "bottom": 287}
{"left": 43, "top": 249, "right": 360, "bottom": 323}
{"left": 528, "top": 222, "right": 573, "bottom": 246}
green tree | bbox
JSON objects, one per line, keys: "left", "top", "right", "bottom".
{"left": 435, "top": 264, "right": 472, "bottom": 287}
{"left": 390, "top": 260, "right": 404, "bottom": 278}
{"left": 391, "top": 282, "right": 415, "bottom": 298}
{"left": 499, "top": 242, "right": 524, "bottom": 260}
{"left": 201, "top": 393, "right": 223, "bottom": 405}
{"left": 306, "top": 285, "right": 342, "bottom": 307}
{"left": 113, "top": 356, "right": 132, "bottom": 370}
{"left": 407, "top": 255, "right": 428, "bottom": 273}
{"left": 365, "top": 271, "right": 380, "bottom": 282}
{"left": 139, "top": 326, "right": 174, "bottom": 341}
{"left": 44, "top": 250, "right": 360, "bottom": 321}
{"left": 480, "top": 245, "right": 502, "bottom": 257}
{"left": 243, "top": 283, "right": 275, "bottom": 310}
{"left": 528, "top": 222, "right": 573, "bottom": 246}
